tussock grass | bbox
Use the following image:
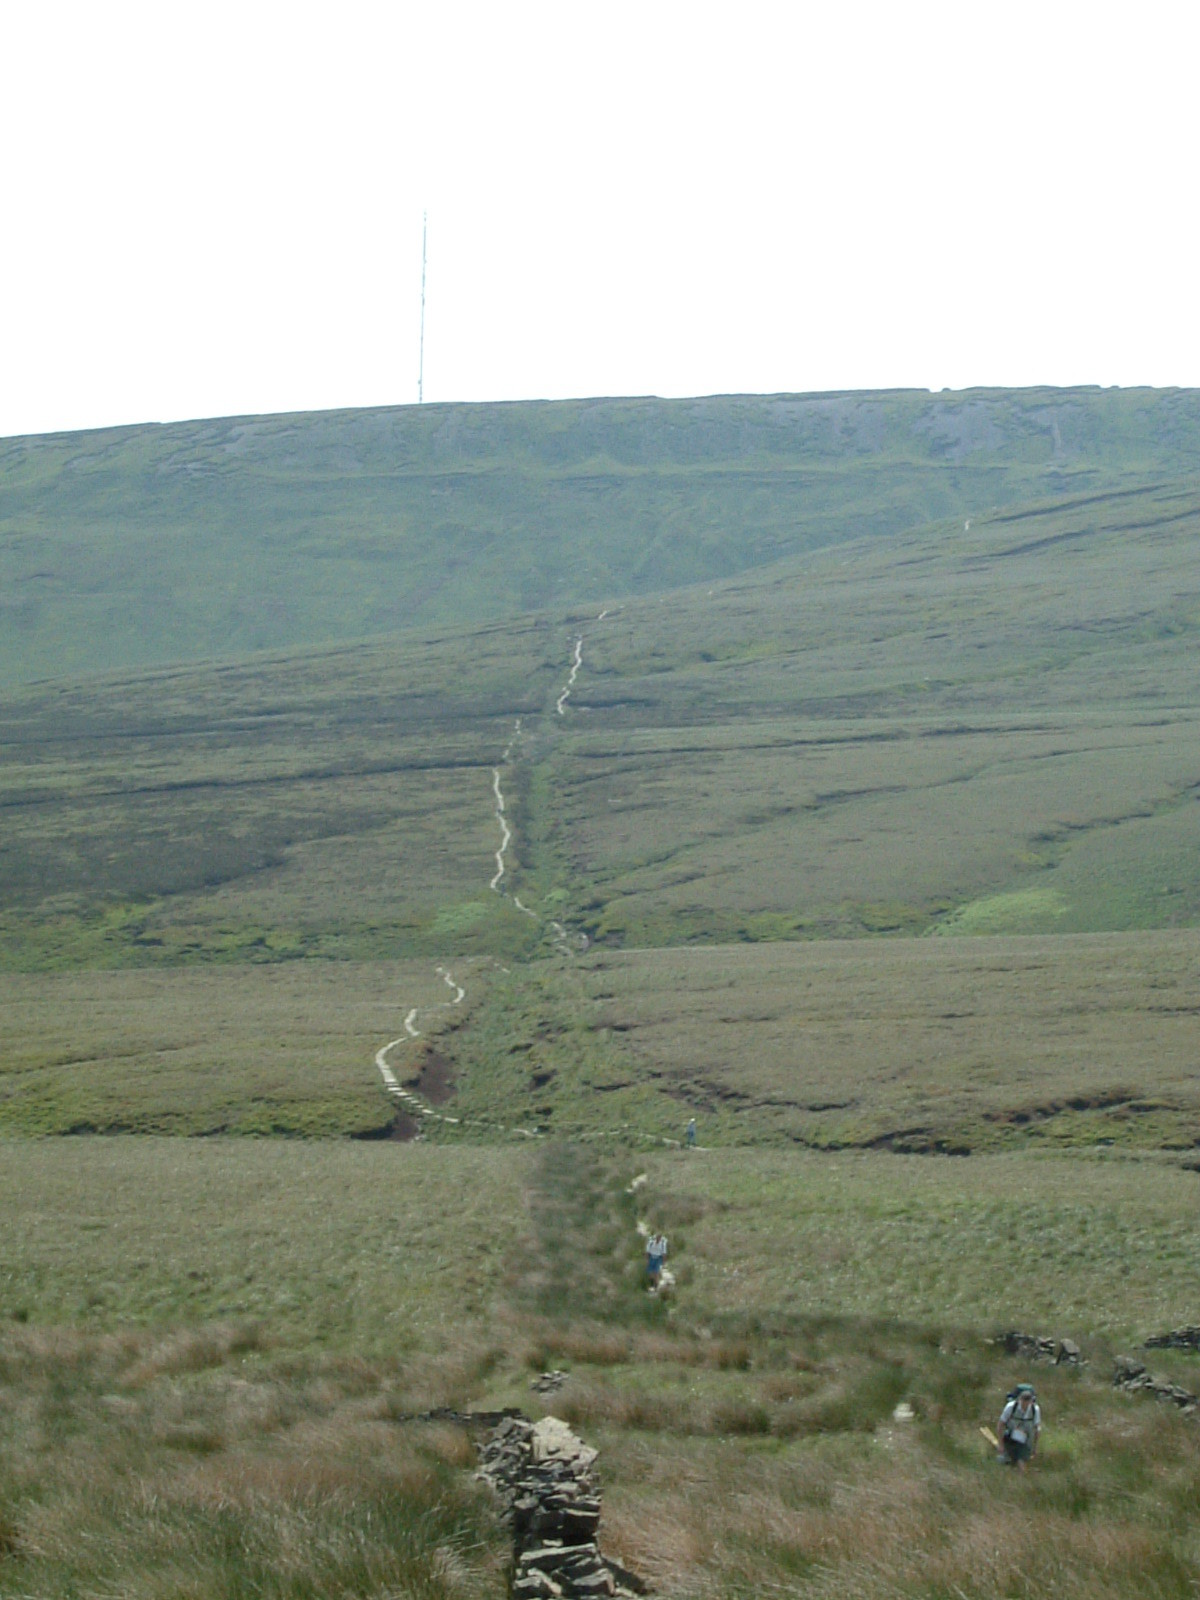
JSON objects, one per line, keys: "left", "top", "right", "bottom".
{"left": 0, "top": 1327, "right": 508, "bottom": 1599}
{"left": 10, "top": 398, "right": 1200, "bottom": 1593}
{"left": 515, "top": 1142, "right": 653, "bottom": 1321}
{"left": 598, "top": 1390, "right": 1200, "bottom": 1598}
{"left": 632, "top": 1146, "right": 1200, "bottom": 1336}
{"left": 6, "top": 1136, "right": 1200, "bottom": 1594}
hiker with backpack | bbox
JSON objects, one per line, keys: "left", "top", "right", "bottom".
{"left": 998, "top": 1383, "right": 1041, "bottom": 1468}
{"left": 646, "top": 1231, "right": 668, "bottom": 1290}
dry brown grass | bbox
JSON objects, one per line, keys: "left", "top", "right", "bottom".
{"left": 600, "top": 1417, "right": 1200, "bottom": 1599}
{"left": 0, "top": 1323, "right": 511, "bottom": 1598}
{"left": 5, "top": 1134, "right": 1200, "bottom": 1596}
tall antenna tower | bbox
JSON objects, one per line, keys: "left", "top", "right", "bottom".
{"left": 418, "top": 212, "right": 427, "bottom": 404}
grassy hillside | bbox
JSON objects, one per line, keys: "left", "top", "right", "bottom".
{"left": 5, "top": 474, "right": 1200, "bottom": 1151}
{"left": 3, "top": 386, "right": 1200, "bottom": 684}
{"left": 5, "top": 1139, "right": 1200, "bottom": 1597}
{"left": 552, "top": 478, "right": 1200, "bottom": 945}
{"left": 7, "top": 394, "right": 1200, "bottom": 1596}
{"left": 5, "top": 476, "right": 1199, "bottom": 979}
{"left": 0, "top": 614, "right": 567, "bottom": 972}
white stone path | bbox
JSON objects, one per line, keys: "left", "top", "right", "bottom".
{"left": 370, "top": 611, "right": 694, "bottom": 1153}
{"left": 556, "top": 637, "right": 584, "bottom": 716}
{"left": 372, "top": 621, "right": 607, "bottom": 1136}
{"left": 370, "top": 611, "right": 691, "bottom": 1148}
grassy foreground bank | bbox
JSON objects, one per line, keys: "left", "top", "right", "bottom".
{"left": 3, "top": 1138, "right": 1200, "bottom": 1597}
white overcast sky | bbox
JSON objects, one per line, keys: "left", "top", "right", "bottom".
{"left": 2, "top": 0, "right": 1196, "bottom": 438}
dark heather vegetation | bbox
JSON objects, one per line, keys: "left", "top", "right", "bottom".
{"left": 3, "top": 388, "right": 1200, "bottom": 1596}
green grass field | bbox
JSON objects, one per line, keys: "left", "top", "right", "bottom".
{"left": 5, "top": 1139, "right": 1200, "bottom": 1596}
{"left": 6, "top": 391, "right": 1200, "bottom": 1595}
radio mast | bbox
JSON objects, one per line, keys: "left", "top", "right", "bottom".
{"left": 418, "top": 212, "right": 427, "bottom": 404}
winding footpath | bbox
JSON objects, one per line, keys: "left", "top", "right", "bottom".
{"left": 374, "top": 966, "right": 468, "bottom": 1126}
{"left": 372, "top": 622, "right": 605, "bottom": 1136}
{"left": 489, "top": 766, "right": 512, "bottom": 892}
{"left": 556, "top": 637, "right": 584, "bottom": 715}
{"left": 370, "top": 609, "right": 687, "bottom": 1150}
{"left": 373, "top": 964, "right": 541, "bottom": 1139}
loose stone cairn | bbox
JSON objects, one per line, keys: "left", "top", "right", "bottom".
{"left": 1113, "top": 1355, "right": 1198, "bottom": 1411}
{"left": 1001, "top": 1331, "right": 1083, "bottom": 1365}
{"left": 1145, "top": 1326, "right": 1200, "bottom": 1351}
{"left": 477, "top": 1413, "right": 648, "bottom": 1598}
{"left": 531, "top": 1370, "right": 570, "bottom": 1396}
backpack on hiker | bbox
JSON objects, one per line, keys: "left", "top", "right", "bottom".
{"left": 998, "top": 1383, "right": 1040, "bottom": 1464}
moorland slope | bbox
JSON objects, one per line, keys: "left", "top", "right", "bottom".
{"left": 3, "top": 385, "right": 1200, "bottom": 683}
{"left": 6, "top": 392, "right": 1200, "bottom": 1598}
{"left": 4, "top": 468, "right": 1200, "bottom": 1144}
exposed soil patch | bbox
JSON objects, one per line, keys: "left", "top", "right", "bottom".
{"left": 351, "top": 1109, "right": 421, "bottom": 1141}
{"left": 984, "top": 1090, "right": 1167, "bottom": 1127}
{"left": 863, "top": 1128, "right": 972, "bottom": 1157}
{"left": 406, "top": 1048, "right": 456, "bottom": 1105}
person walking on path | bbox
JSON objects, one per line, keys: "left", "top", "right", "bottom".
{"left": 998, "top": 1383, "right": 1041, "bottom": 1468}
{"left": 685, "top": 1118, "right": 697, "bottom": 1148}
{"left": 646, "top": 1231, "right": 668, "bottom": 1290}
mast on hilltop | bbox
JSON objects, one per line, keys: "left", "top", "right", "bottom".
{"left": 418, "top": 212, "right": 427, "bottom": 404}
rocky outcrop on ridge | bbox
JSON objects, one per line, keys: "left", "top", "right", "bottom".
{"left": 476, "top": 1413, "right": 647, "bottom": 1598}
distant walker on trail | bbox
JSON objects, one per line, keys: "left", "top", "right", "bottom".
{"left": 646, "top": 1231, "right": 668, "bottom": 1290}
{"left": 998, "top": 1383, "right": 1041, "bottom": 1468}
{"left": 685, "top": 1118, "right": 697, "bottom": 1149}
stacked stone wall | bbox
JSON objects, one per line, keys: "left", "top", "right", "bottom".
{"left": 476, "top": 1414, "right": 647, "bottom": 1599}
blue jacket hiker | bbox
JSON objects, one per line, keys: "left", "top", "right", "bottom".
{"left": 646, "top": 1232, "right": 668, "bottom": 1289}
